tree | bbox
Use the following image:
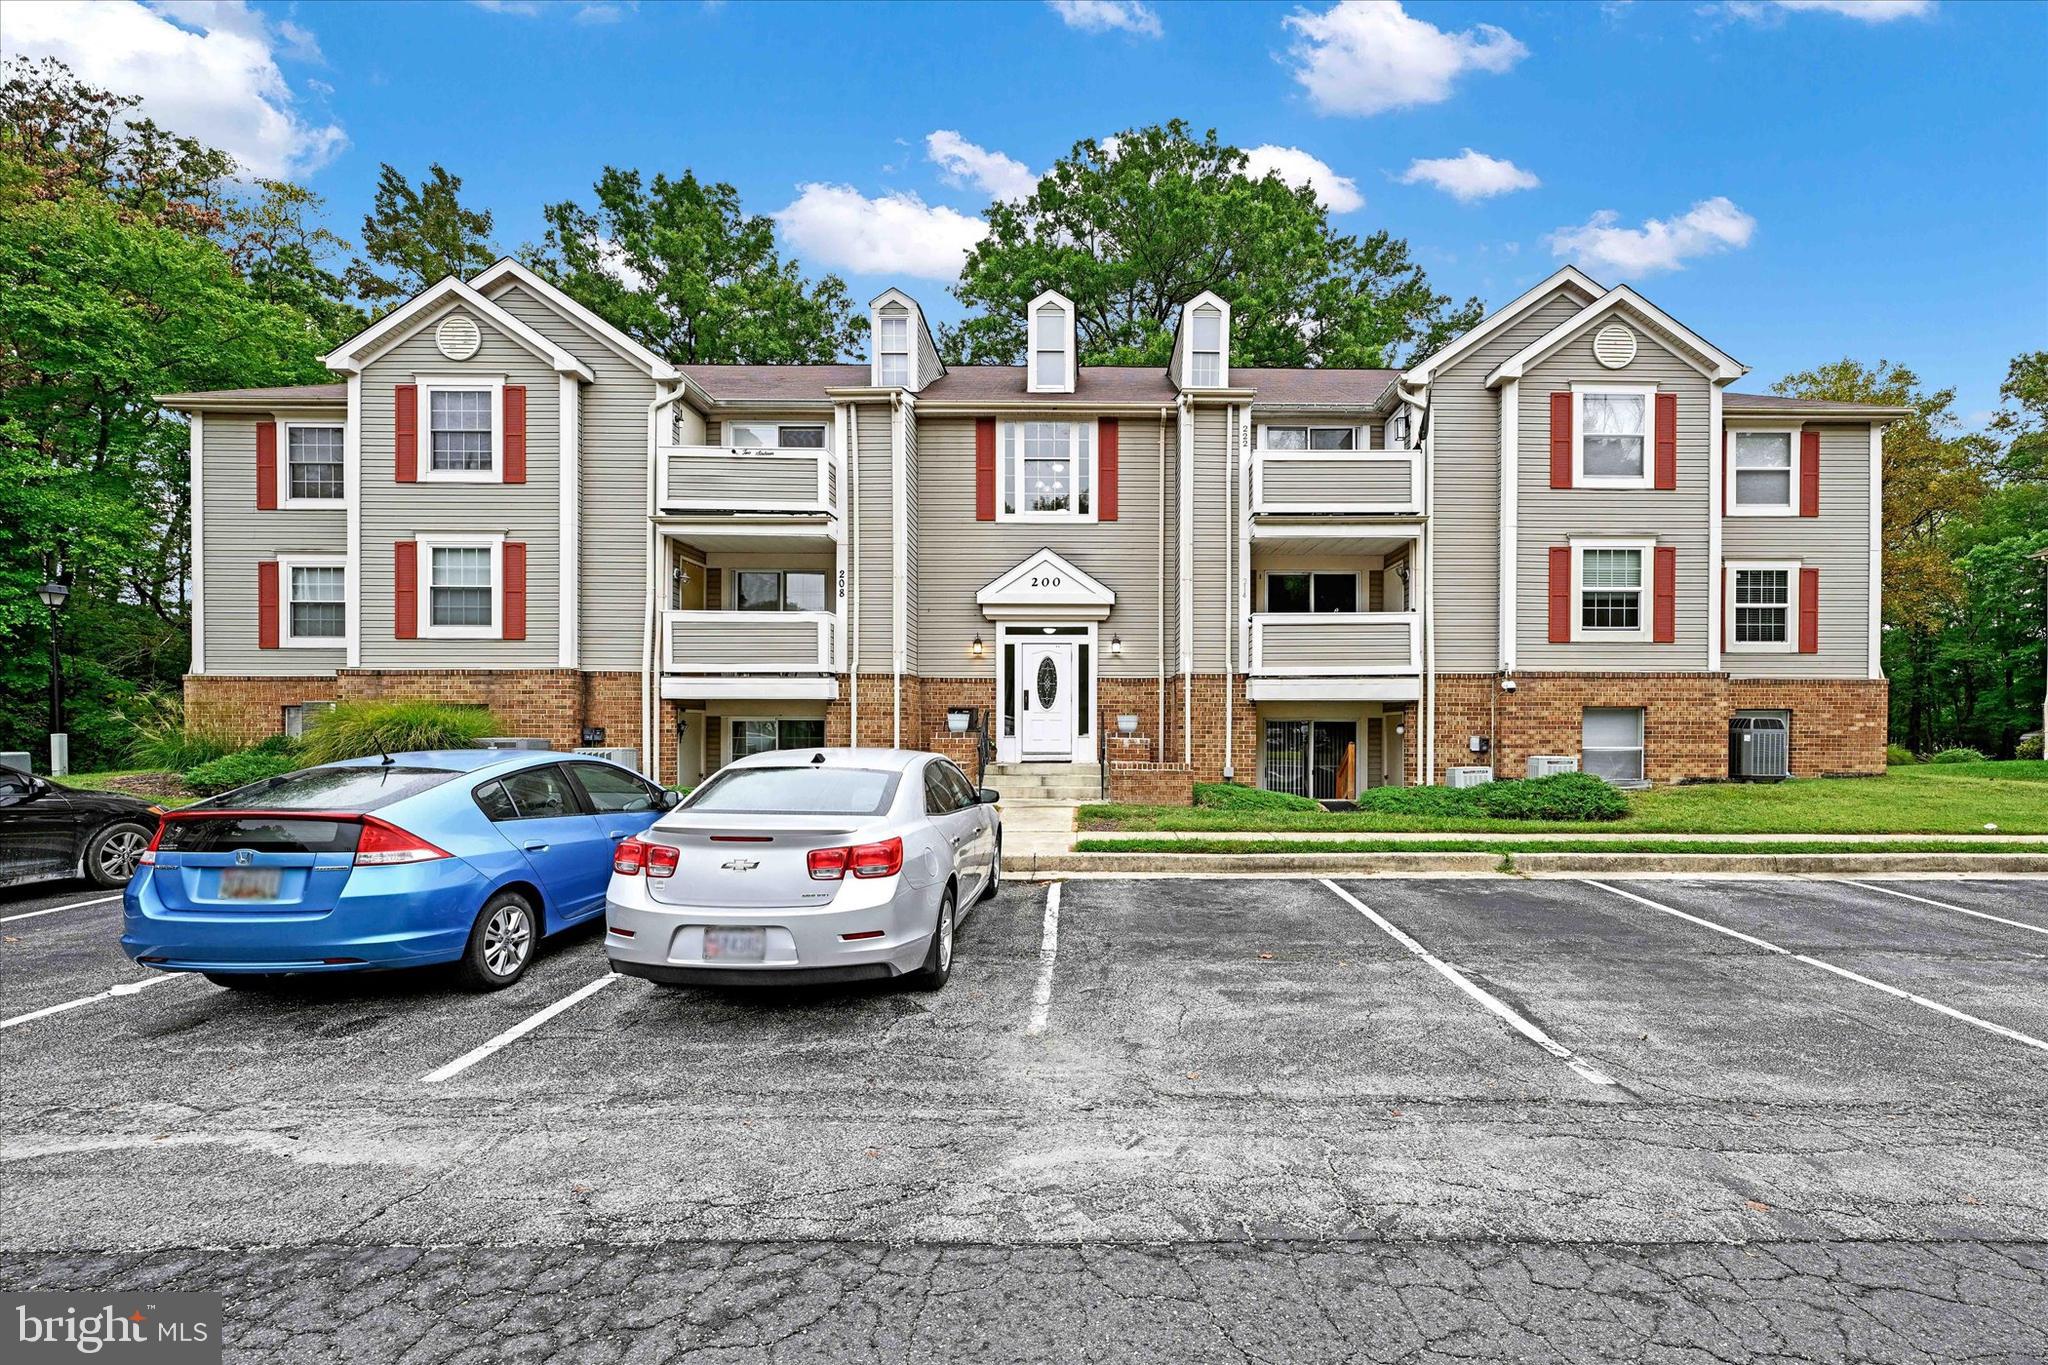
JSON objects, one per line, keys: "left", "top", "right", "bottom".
{"left": 945, "top": 121, "right": 1482, "bottom": 370}
{"left": 223, "top": 179, "right": 363, "bottom": 347}
{"left": 344, "top": 162, "right": 496, "bottom": 307}
{"left": 527, "top": 167, "right": 864, "bottom": 362}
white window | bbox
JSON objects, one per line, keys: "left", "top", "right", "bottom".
{"left": 1000, "top": 420, "right": 1094, "bottom": 521}
{"left": 1032, "top": 304, "right": 1067, "bottom": 389}
{"left": 727, "top": 422, "right": 827, "bottom": 450}
{"left": 1574, "top": 385, "right": 1655, "bottom": 487}
{"left": 1263, "top": 571, "right": 1359, "bottom": 614}
{"left": 1259, "top": 425, "right": 1356, "bottom": 451}
{"left": 734, "top": 569, "right": 828, "bottom": 613}
{"left": 279, "top": 555, "right": 348, "bottom": 647}
{"left": 1573, "top": 540, "right": 1652, "bottom": 641}
{"left": 282, "top": 423, "right": 344, "bottom": 505}
{"left": 877, "top": 313, "right": 910, "bottom": 387}
{"left": 1725, "top": 561, "right": 1799, "bottom": 653}
{"left": 1189, "top": 305, "right": 1222, "bottom": 386}
{"left": 1582, "top": 707, "right": 1645, "bottom": 783}
{"left": 417, "top": 534, "right": 502, "bottom": 638}
{"left": 418, "top": 376, "right": 502, "bottom": 482}
{"left": 1730, "top": 429, "right": 1797, "bottom": 514}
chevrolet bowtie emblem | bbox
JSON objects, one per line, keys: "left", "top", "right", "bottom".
{"left": 721, "top": 858, "right": 760, "bottom": 872}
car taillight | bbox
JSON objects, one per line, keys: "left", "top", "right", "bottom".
{"left": 645, "top": 843, "right": 678, "bottom": 879}
{"left": 849, "top": 837, "right": 904, "bottom": 879}
{"left": 614, "top": 837, "right": 647, "bottom": 875}
{"left": 138, "top": 818, "right": 165, "bottom": 867}
{"left": 808, "top": 846, "right": 852, "bottom": 881}
{"left": 353, "top": 817, "right": 450, "bottom": 866}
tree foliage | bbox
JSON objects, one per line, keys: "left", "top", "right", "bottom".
{"left": 527, "top": 167, "right": 865, "bottom": 362}
{"left": 344, "top": 162, "right": 496, "bottom": 307}
{"left": 945, "top": 121, "right": 1482, "bottom": 370}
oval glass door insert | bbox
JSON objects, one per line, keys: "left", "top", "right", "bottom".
{"left": 1035, "top": 656, "right": 1059, "bottom": 708}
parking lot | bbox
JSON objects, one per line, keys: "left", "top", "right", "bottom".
{"left": 3, "top": 872, "right": 2045, "bottom": 1362}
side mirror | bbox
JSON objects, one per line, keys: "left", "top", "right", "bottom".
{"left": 661, "top": 788, "right": 683, "bottom": 809}
{"left": 978, "top": 787, "right": 1001, "bottom": 805}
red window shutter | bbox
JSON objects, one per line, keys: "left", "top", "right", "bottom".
{"left": 502, "top": 541, "right": 527, "bottom": 640}
{"left": 1653, "top": 546, "right": 1676, "bottom": 644}
{"left": 395, "top": 385, "right": 418, "bottom": 483}
{"left": 1097, "top": 417, "right": 1119, "bottom": 521}
{"left": 1654, "top": 393, "right": 1677, "bottom": 490}
{"left": 1798, "top": 567, "right": 1820, "bottom": 653}
{"left": 1549, "top": 392, "right": 1573, "bottom": 489}
{"left": 503, "top": 385, "right": 527, "bottom": 484}
{"left": 1547, "top": 546, "right": 1572, "bottom": 643}
{"left": 394, "top": 541, "right": 418, "bottom": 640}
{"left": 257, "top": 560, "right": 280, "bottom": 649}
{"left": 974, "top": 417, "right": 996, "bottom": 521}
{"left": 256, "top": 422, "right": 279, "bottom": 509}
{"left": 1799, "top": 430, "right": 1820, "bottom": 516}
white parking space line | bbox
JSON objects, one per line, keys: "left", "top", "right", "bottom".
{"left": 0, "top": 972, "right": 194, "bottom": 1033}
{"left": 1585, "top": 880, "right": 2048, "bottom": 1056}
{"left": 420, "top": 973, "right": 618, "bottom": 1083}
{"left": 1834, "top": 879, "right": 2048, "bottom": 937}
{"left": 1319, "top": 880, "right": 1618, "bottom": 1088}
{"left": 0, "top": 894, "right": 122, "bottom": 925}
{"left": 1025, "top": 882, "right": 1062, "bottom": 1037}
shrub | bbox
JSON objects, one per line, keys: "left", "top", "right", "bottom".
{"left": 1930, "top": 746, "right": 1987, "bottom": 764}
{"left": 1194, "top": 781, "right": 1321, "bottom": 812}
{"left": 1885, "top": 743, "right": 1918, "bottom": 767}
{"left": 184, "top": 747, "right": 303, "bottom": 796}
{"left": 1349, "top": 785, "right": 1484, "bottom": 817}
{"left": 125, "top": 694, "right": 238, "bottom": 771}
{"left": 2016, "top": 734, "right": 2044, "bottom": 762}
{"left": 296, "top": 701, "right": 500, "bottom": 764}
{"left": 1471, "top": 772, "right": 1630, "bottom": 822}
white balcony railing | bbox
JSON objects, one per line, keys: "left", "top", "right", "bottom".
{"left": 662, "top": 610, "right": 835, "bottom": 674}
{"left": 657, "top": 445, "right": 837, "bottom": 515}
{"left": 1249, "top": 612, "right": 1420, "bottom": 676}
{"left": 1252, "top": 450, "right": 1420, "bottom": 515}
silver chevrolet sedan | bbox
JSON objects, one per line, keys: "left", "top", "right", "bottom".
{"left": 604, "top": 748, "right": 1000, "bottom": 991}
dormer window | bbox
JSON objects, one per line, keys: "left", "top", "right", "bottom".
{"left": 1190, "top": 306, "right": 1222, "bottom": 386}
{"left": 1026, "top": 291, "right": 1075, "bottom": 394}
{"left": 878, "top": 311, "right": 910, "bottom": 387}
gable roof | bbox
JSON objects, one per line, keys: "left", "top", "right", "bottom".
{"left": 323, "top": 276, "right": 595, "bottom": 382}
{"left": 473, "top": 258, "right": 679, "bottom": 381}
{"left": 870, "top": 287, "right": 945, "bottom": 383}
{"left": 158, "top": 382, "right": 347, "bottom": 412}
{"left": 1484, "top": 285, "right": 1745, "bottom": 387}
{"left": 977, "top": 548, "right": 1116, "bottom": 620}
{"left": 1402, "top": 266, "right": 1604, "bottom": 386}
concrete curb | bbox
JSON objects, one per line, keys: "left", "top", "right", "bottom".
{"left": 1005, "top": 851, "right": 1505, "bottom": 876}
{"left": 1003, "top": 850, "right": 2048, "bottom": 877}
{"left": 1513, "top": 851, "right": 2048, "bottom": 875}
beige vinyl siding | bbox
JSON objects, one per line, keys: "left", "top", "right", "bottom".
{"left": 200, "top": 412, "right": 347, "bottom": 673}
{"left": 1190, "top": 405, "right": 1236, "bottom": 672}
{"left": 1514, "top": 321, "right": 1712, "bottom": 670}
{"left": 913, "top": 415, "right": 1173, "bottom": 679}
{"left": 1256, "top": 617, "right": 1413, "bottom": 671}
{"left": 853, "top": 400, "right": 895, "bottom": 671}
{"left": 1723, "top": 422, "right": 1875, "bottom": 678}
{"left": 1259, "top": 456, "right": 1413, "bottom": 507}
{"left": 488, "top": 283, "right": 655, "bottom": 670}
{"left": 358, "top": 306, "right": 564, "bottom": 667}
{"left": 1427, "top": 289, "right": 1590, "bottom": 673}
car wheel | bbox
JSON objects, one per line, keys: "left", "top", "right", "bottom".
{"left": 455, "top": 890, "right": 539, "bottom": 991}
{"left": 202, "top": 972, "right": 279, "bottom": 991}
{"left": 85, "top": 821, "right": 153, "bottom": 888}
{"left": 979, "top": 838, "right": 1001, "bottom": 902}
{"left": 905, "top": 885, "right": 955, "bottom": 992}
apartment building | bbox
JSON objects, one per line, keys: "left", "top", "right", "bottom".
{"left": 163, "top": 261, "right": 1898, "bottom": 799}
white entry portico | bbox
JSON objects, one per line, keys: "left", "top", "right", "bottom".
{"left": 978, "top": 549, "right": 1113, "bottom": 764}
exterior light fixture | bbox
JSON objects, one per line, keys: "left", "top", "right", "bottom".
{"left": 36, "top": 580, "right": 70, "bottom": 611}
{"left": 1110, "top": 634, "right": 1123, "bottom": 657}
{"left": 970, "top": 633, "right": 984, "bottom": 658}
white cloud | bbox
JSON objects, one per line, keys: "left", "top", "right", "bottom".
{"left": 1725, "top": 0, "right": 1933, "bottom": 21}
{"left": 0, "top": 1, "right": 346, "bottom": 179}
{"left": 574, "top": 3, "right": 626, "bottom": 21}
{"left": 926, "top": 131, "right": 1039, "bottom": 202}
{"left": 1047, "top": 0, "right": 1162, "bottom": 38}
{"left": 1547, "top": 196, "right": 1757, "bottom": 277}
{"left": 1283, "top": 1, "right": 1527, "bottom": 117}
{"left": 1242, "top": 145, "right": 1364, "bottom": 213}
{"left": 774, "top": 184, "right": 987, "bottom": 281}
{"left": 470, "top": 1, "right": 542, "bottom": 13}
{"left": 1398, "top": 149, "right": 1540, "bottom": 203}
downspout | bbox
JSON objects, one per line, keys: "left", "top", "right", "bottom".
{"left": 1179, "top": 395, "right": 1194, "bottom": 767}
{"left": 1157, "top": 407, "right": 1168, "bottom": 759}
{"left": 848, "top": 403, "right": 860, "bottom": 743}
{"left": 890, "top": 390, "right": 904, "bottom": 749}
{"left": 1222, "top": 403, "right": 1235, "bottom": 781}
{"left": 646, "top": 382, "right": 686, "bottom": 782}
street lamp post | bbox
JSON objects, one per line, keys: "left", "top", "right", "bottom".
{"left": 37, "top": 579, "right": 70, "bottom": 776}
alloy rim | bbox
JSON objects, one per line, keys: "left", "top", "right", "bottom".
{"left": 938, "top": 902, "right": 954, "bottom": 971}
{"left": 483, "top": 903, "right": 533, "bottom": 976}
{"left": 100, "top": 829, "right": 148, "bottom": 880}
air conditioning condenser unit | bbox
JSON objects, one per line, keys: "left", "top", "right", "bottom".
{"left": 574, "top": 746, "right": 642, "bottom": 770}
{"left": 1446, "top": 766, "right": 1494, "bottom": 789}
{"left": 1527, "top": 755, "right": 1579, "bottom": 778}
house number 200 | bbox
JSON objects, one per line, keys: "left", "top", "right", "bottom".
{"left": 1029, "top": 575, "right": 1063, "bottom": 589}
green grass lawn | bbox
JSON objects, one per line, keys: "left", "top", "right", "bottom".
{"left": 1075, "top": 837, "right": 2048, "bottom": 856}
{"left": 1081, "top": 762, "right": 2048, "bottom": 835}
{"left": 61, "top": 769, "right": 197, "bottom": 807}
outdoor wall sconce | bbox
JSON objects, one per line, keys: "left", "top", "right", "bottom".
{"left": 1394, "top": 564, "right": 1410, "bottom": 589}
{"left": 970, "top": 633, "right": 984, "bottom": 657}
{"left": 1110, "top": 634, "right": 1123, "bottom": 657}
{"left": 1117, "top": 714, "right": 1139, "bottom": 735}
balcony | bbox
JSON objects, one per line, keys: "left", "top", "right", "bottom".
{"left": 1247, "top": 611, "right": 1421, "bottom": 702}
{"left": 657, "top": 444, "right": 837, "bottom": 516}
{"left": 1252, "top": 449, "right": 1419, "bottom": 516}
{"left": 659, "top": 610, "right": 839, "bottom": 701}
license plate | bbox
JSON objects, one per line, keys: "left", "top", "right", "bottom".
{"left": 219, "top": 867, "right": 281, "bottom": 900}
{"left": 703, "top": 927, "right": 766, "bottom": 962}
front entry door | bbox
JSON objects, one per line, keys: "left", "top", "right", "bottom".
{"left": 1017, "top": 640, "right": 1076, "bottom": 760}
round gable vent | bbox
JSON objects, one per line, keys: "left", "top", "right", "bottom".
{"left": 1593, "top": 322, "right": 1637, "bottom": 370}
{"left": 435, "top": 313, "right": 482, "bottom": 362}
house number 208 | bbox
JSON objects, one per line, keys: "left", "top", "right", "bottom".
{"left": 1029, "top": 575, "right": 1063, "bottom": 589}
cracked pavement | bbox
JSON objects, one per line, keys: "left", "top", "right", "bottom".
{"left": 2, "top": 874, "right": 2045, "bottom": 1361}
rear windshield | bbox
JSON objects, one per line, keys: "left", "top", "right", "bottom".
{"left": 159, "top": 816, "right": 363, "bottom": 854}
{"left": 684, "top": 766, "right": 899, "bottom": 816}
{"left": 189, "top": 764, "right": 457, "bottom": 813}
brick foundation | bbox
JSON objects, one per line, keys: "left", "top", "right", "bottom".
{"left": 1730, "top": 677, "right": 1889, "bottom": 778}
{"left": 1108, "top": 762, "right": 1195, "bottom": 804}
{"left": 183, "top": 675, "right": 336, "bottom": 745}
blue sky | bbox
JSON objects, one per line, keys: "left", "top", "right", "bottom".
{"left": 7, "top": 0, "right": 2044, "bottom": 422}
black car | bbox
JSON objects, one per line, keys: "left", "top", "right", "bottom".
{"left": 0, "top": 765, "right": 162, "bottom": 890}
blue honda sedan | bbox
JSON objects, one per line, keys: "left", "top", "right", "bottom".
{"left": 122, "top": 750, "right": 674, "bottom": 990}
